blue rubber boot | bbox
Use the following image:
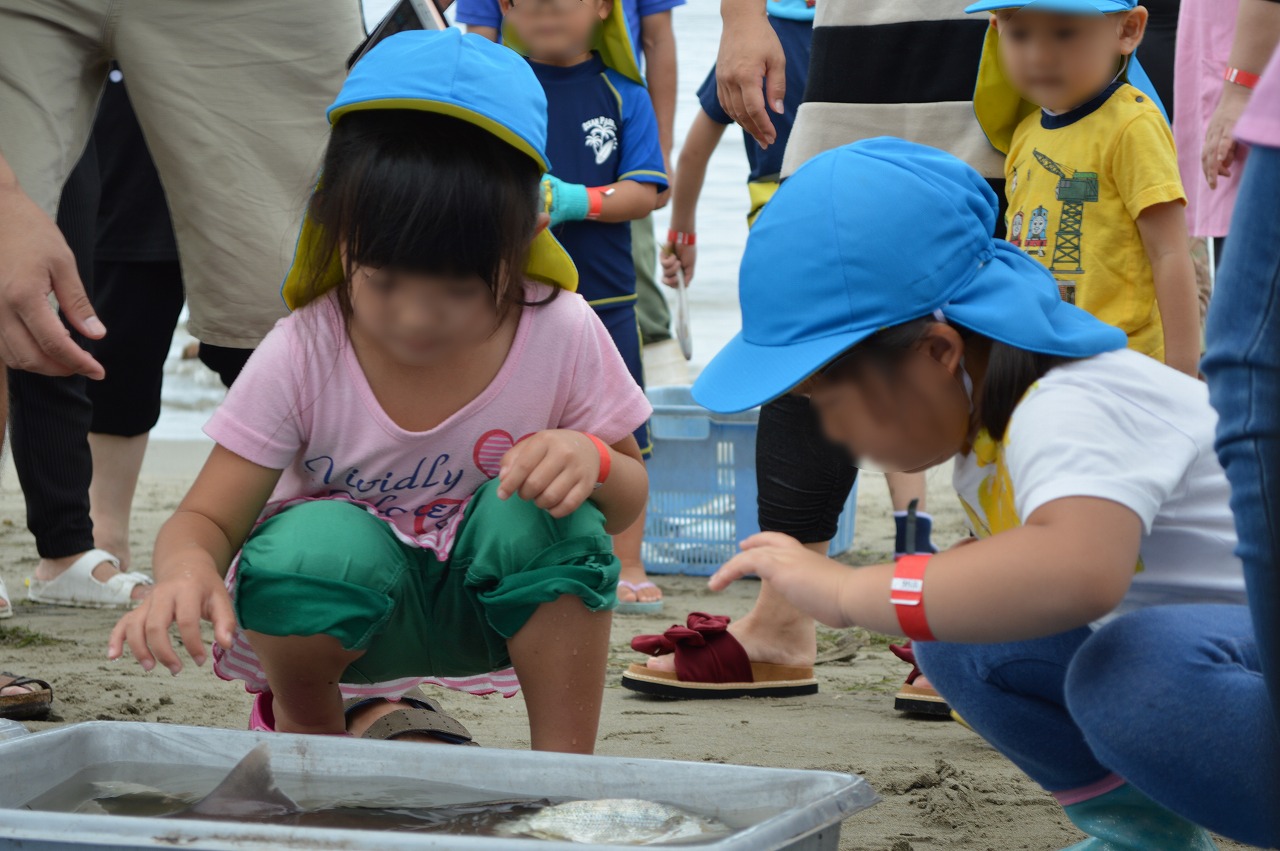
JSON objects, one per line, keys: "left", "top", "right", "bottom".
{"left": 1061, "top": 785, "right": 1218, "bottom": 850}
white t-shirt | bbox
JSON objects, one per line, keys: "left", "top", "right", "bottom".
{"left": 952, "top": 348, "right": 1244, "bottom": 614}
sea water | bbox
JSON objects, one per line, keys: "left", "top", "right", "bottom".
{"left": 153, "top": 1, "right": 748, "bottom": 441}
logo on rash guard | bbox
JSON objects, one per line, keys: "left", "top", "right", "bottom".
{"left": 583, "top": 116, "right": 618, "bottom": 165}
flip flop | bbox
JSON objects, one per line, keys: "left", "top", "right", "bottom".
{"left": 621, "top": 612, "right": 818, "bottom": 699}
{"left": 615, "top": 580, "right": 664, "bottom": 615}
{"left": 889, "top": 642, "right": 952, "bottom": 717}
{"left": 0, "top": 672, "right": 53, "bottom": 721}
{"left": 0, "top": 577, "right": 12, "bottom": 619}
{"left": 27, "top": 549, "right": 152, "bottom": 609}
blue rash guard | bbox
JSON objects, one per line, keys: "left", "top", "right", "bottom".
{"left": 529, "top": 53, "right": 667, "bottom": 455}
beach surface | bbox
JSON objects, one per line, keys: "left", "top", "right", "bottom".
{"left": 0, "top": 441, "right": 1249, "bottom": 851}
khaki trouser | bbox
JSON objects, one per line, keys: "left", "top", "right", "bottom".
{"left": 0, "top": 0, "right": 363, "bottom": 348}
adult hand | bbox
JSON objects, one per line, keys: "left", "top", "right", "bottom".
{"left": 715, "top": 4, "right": 786, "bottom": 150}
{"left": 1202, "top": 84, "right": 1251, "bottom": 189}
{"left": 0, "top": 180, "right": 105, "bottom": 377}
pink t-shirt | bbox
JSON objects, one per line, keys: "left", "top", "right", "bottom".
{"left": 1236, "top": 46, "right": 1280, "bottom": 148}
{"left": 206, "top": 283, "right": 651, "bottom": 701}
{"left": 205, "top": 282, "right": 652, "bottom": 560}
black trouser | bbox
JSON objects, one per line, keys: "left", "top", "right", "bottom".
{"left": 756, "top": 394, "right": 858, "bottom": 543}
{"left": 6, "top": 81, "right": 251, "bottom": 559}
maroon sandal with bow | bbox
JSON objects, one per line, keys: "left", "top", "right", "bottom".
{"left": 621, "top": 613, "right": 818, "bottom": 699}
{"left": 889, "top": 642, "right": 952, "bottom": 716}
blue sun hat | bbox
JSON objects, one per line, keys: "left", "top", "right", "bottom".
{"left": 281, "top": 28, "right": 577, "bottom": 310}
{"left": 691, "top": 138, "right": 1127, "bottom": 414}
{"left": 964, "top": 0, "right": 1168, "bottom": 154}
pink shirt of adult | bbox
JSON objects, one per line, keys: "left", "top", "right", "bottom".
{"left": 1236, "top": 44, "right": 1280, "bottom": 147}
{"left": 1173, "top": 0, "right": 1242, "bottom": 237}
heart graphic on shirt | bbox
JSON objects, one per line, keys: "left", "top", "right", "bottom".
{"left": 473, "top": 430, "right": 514, "bottom": 478}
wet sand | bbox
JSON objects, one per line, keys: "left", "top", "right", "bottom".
{"left": 0, "top": 441, "right": 1250, "bottom": 850}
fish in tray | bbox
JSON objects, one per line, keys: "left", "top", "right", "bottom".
{"left": 80, "top": 743, "right": 547, "bottom": 830}
{"left": 496, "top": 798, "right": 731, "bottom": 845}
{"left": 81, "top": 744, "right": 732, "bottom": 845}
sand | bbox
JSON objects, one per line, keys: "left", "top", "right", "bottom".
{"left": 0, "top": 440, "right": 1250, "bottom": 851}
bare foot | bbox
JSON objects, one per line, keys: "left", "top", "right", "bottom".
{"left": 33, "top": 552, "right": 150, "bottom": 602}
{"left": 645, "top": 610, "right": 817, "bottom": 673}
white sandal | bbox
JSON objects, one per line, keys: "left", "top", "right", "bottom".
{"left": 0, "top": 577, "right": 12, "bottom": 619}
{"left": 26, "top": 549, "right": 153, "bottom": 609}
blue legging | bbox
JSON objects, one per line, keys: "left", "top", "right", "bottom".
{"left": 915, "top": 605, "right": 1279, "bottom": 847}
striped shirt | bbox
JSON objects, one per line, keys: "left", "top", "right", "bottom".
{"left": 781, "top": 1, "right": 1004, "bottom": 182}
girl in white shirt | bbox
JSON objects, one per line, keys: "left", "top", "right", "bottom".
{"left": 690, "top": 137, "right": 1276, "bottom": 849}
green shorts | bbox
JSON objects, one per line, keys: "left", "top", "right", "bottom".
{"left": 233, "top": 479, "right": 619, "bottom": 684}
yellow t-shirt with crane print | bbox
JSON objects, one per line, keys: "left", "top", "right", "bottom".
{"left": 1003, "top": 82, "right": 1185, "bottom": 364}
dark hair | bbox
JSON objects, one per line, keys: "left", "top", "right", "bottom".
{"left": 295, "top": 109, "right": 553, "bottom": 320}
{"left": 820, "top": 318, "right": 1075, "bottom": 440}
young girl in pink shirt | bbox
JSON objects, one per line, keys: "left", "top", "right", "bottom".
{"left": 106, "top": 30, "right": 651, "bottom": 753}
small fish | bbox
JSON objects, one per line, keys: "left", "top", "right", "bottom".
{"left": 497, "top": 798, "right": 731, "bottom": 846}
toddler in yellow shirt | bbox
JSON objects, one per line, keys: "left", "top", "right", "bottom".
{"left": 966, "top": 0, "right": 1199, "bottom": 375}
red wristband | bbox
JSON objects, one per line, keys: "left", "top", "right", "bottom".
{"left": 586, "top": 187, "right": 605, "bottom": 220}
{"left": 1224, "top": 66, "right": 1261, "bottom": 89}
{"left": 890, "top": 554, "right": 936, "bottom": 642}
{"left": 583, "top": 433, "right": 611, "bottom": 488}
{"left": 668, "top": 229, "right": 696, "bottom": 246}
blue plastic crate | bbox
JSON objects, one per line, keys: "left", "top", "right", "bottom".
{"left": 643, "top": 386, "right": 857, "bottom": 576}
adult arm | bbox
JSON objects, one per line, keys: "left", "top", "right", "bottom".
{"left": 0, "top": 148, "right": 105, "bottom": 377}
{"left": 1201, "top": 0, "right": 1280, "bottom": 187}
{"left": 716, "top": 0, "right": 785, "bottom": 149}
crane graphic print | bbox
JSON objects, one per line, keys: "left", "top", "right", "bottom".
{"left": 1033, "top": 149, "right": 1098, "bottom": 304}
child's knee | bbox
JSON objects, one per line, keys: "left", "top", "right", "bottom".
{"left": 465, "top": 477, "right": 610, "bottom": 552}
{"left": 241, "top": 500, "right": 403, "bottom": 577}
{"left": 457, "top": 480, "right": 619, "bottom": 639}
{"left": 236, "top": 500, "right": 407, "bottom": 650}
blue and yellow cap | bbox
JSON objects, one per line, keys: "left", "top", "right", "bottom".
{"left": 501, "top": 0, "right": 644, "bottom": 85}
{"left": 965, "top": 0, "right": 1168, "bottom": 154}
{"left": 281, "top": 28, "right": 577, "bottom": 310}
{"left": 692, "top": 138, "right": 1126, "bottom": 414}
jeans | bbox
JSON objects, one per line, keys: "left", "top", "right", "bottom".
{"left": 1203, "top": 142, "right": 1280, "bottom": 736}
{"left": 915, "top": 605, "right": 1279, "bottom": 847}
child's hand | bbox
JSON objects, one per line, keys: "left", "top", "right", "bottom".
{"left": 708, "top": 533, "right": 853, "bottom": 628}
{"left": 661, "top": 244, "right": 696, "bottom": 288}
{"left": 107, "top": 568, "right": 235, "bottom": 676}
{"left": 497, "top": 429, "right": 601, "bottom": 518}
